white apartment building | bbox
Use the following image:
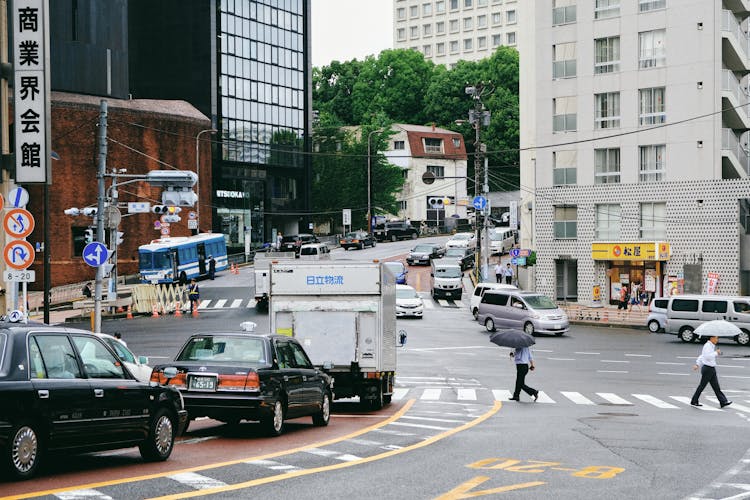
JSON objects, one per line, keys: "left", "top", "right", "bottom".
{"left": 519, "top": 0, "right": 750, "bottom": 304}
{"left": 384, "top": 124, "right": 469, "bottom": 224}
{"left": 393, "top": 0, "right": 520, "bottom": 66}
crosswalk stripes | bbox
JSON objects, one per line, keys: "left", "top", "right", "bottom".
{"left": 596, "top": 392, "right": 632, "bottom": 405}
{"left": 561, "top": 391, "right": 596, "bottom": 405}
{"left": 631, "top": 394, "right": 680, "bottom": 409}
{"left": 192, "top": 294, "right": 467, "bottom": 311}
{"left": 670, "top": 396, "right": 722, "bottom": 411}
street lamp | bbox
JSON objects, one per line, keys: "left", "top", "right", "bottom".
{"left": 195, "top": 128, "right": 217, "bottom": 233}
{"left": 367, "top": 128, "right": 383, "bottom": 232}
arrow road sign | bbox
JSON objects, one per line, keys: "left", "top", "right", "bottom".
{"left": 472, "top": 196, "right": 487, "bottom": 211}
{"left": 3, "top": 240, "right": 35, "bottom": 270}
{"left": 8, "top": 186, "right": 29, "bottom": 208}
{"left": 3, "top": 208, "right": 35, "bottom": 238}
{"left": 82, "top": 242, "right": 108, "bottom": 267}
{"left": 510, "top": 248, "right": 521, "bottom": 258}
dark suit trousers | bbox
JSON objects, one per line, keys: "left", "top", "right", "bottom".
{"left": 514, "top": 363, "right": 536, "bottom": 398}
{"left": 691, "top": 365, "right": 728, "bottom": 405}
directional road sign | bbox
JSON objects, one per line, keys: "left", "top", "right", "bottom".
{"left": 519, "top": 249, "right": 532, "bottom": 258}
{"left": 509, "top": 248, "right": 521, "bottom": 258}
{"left": 8, "top": 186, "right": 29, "bottom": 208}
{"left": 3, "top": 208, "right": 35, "bottom": 238}
{"left": 82, "top": 242, "right": 108, "bottom": 267}
{"left": 3, "top": 240, "right": 35, "bottom": 270}
{"left": 472, "top": 196, "right": 487, "bottom": 211}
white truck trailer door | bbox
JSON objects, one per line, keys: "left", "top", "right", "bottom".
{"left": 294, "top": 311, "right": 357, "bottom": 367}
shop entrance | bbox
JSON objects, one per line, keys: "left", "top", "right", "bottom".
{"left": 608, "top": 261, "right": 662, "bottom": 306}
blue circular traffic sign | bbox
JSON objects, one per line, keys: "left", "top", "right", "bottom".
{"left": 83, "top": 242, "right": 108, "bottom": 267}
{"left": 510, "top": 248, "right": 521, "bottom": 258}
{"left": 472, "top": 196, "right": 487, "bottom": 210}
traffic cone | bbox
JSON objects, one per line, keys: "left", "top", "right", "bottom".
{"left": 192, "top": 307, "right": 199, "bottom": 318}
{"left": 151, "top": 304, "right": 159, "bottom": 318}
{"left": 230, "top": 263, "right": 236, "bottom": 274}
{"left": 174, "top": 302, "right": 182, "bottom": 318}
{"left": 233, "top": 263, "right": 240, "bottom": 275}
{"left": 126, "top": 306, "right": 133, "bottom": 320}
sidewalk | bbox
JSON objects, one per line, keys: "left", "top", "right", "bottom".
{"left": 559, "top": 303, "right": 649, "bottom": 329}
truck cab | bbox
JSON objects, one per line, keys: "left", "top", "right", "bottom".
{"left": 431, "top": 261, "right": 463, "bottom": 300}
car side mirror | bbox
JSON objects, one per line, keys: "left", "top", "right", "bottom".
{"left": 138, "top": 355, "right": 149, "bottom": 365}
{"left": 398, "top": 329, "right": 407, "bottom": 347}
{"left": 162, "top": 366, "right": 178, "bottom": 383}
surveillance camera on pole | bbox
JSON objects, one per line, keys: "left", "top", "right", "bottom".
{"left": 82, "top": 207, "right": 98, "bottom": 217}
{"left": 63, "top": 208, "right": 80, "bottom": 216}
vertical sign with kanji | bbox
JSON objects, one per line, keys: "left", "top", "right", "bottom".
{"left": 13, "top": 0, "right": 50, "bottom": 184}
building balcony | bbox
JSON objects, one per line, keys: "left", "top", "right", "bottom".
{"left": 721, "top": 127, "right": 750, "bottom": 178}
{"left": 722, "top": 70, "right": 750, "bottom": 130}
{"left": 722, "top": 9, "right": 750, "bottom": 71}
{"left": 724, "top": 0, "right": 750, "bottom": 16}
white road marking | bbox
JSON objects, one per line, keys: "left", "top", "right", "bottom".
{"left": 371, "top": 428, "right": 416, "bottom": 436}
{"left": 561, "top": 391, "right": 596, "bottom": 405}
{"left": 597, "top": 393, "right": 632, "bottom": 405}
{"left": 303, "top": 448, "right": 362, "bottom": 462}
{"left": 168, "top": 472, "right": 228, "bottom": 490}
{"left": 247, "top": 300, "right": 255, "bottom": 308}
{"left": 656, "top": 362, "right": 684, "bottom": 365}
{"left": 574, "top": 352, "right": 600, "bottom": 355}
{"left": 197, "top": 300, "right": 211, "bottom": 310}
{"left": 534, "top": 391, "right": 556, "bottom": 403}
{"left": 389, "top": 421, "right": 453, "bottom": 431}
{"left": 457, "top": 388, "right": 477, "bottom": 400}
{"left": 632, "top": 394, "right": 679, "bottom": 409}
{"left": 422, "top": 300, "right": 435, "bottom": 309}
{"left": 229, "top": 299, "right": 243, "bottom": 308}
{"left": 658, "top": 372, "right": 690, "bottom": 376}
{"left": 213, "top": 299, "right": 227, "bottom": 308}
{"left": 421, "top": 388, "right": 441, "bottom": 400}
{"left": 624, "top": 353, "right": 652, "bottom": 357}
{"left": 597, "top": 370, "right": 628, "bottom": 374}
{"left": 707, "top": 397, "right": 750, "bottom": 413}
{"left": 437, "top": 299, "right": 451, "bottom": 307}
{"left": 534, "top": 349, "right": 554, "bottom": 353}
{"left": 399, "top": 415, "right": 468, "bottom": 424}
{"left": 723, "top": 375, "right": 750, "bottom": 379}
{"left": 245, "top": 459, "right": 301, "bottom": 472}
{"left": 348, "top": 438, "right": 384, "bottom": 446}
{"left": 493, "top": 389, "right": 512, "bottom": 401}
{"left": 547, "top": 357, "right": 576, "bottom": 361}
{"left": 55, "top": 490, "right": 113, "bottom": 500}
{"left": 600, "top": 359, "right": 630, "bottom": 363}
{"left": 670, "top": 396, "right": 722, "bottom": 411}
{"left": 392, "top": 388, "right": 409, "bottom": 400}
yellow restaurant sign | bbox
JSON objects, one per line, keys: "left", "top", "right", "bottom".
{"left": 591, "top": 242, "right": 671, "bottom": 261}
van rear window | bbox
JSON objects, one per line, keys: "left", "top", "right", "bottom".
{"left": 671, "top": 299, "right": 698, "bottom": 312}
{"left": 482, "top": 293, "right": 508, "bottom": 306}
{"left": 702, "top": 300, "right": 727, "bottom": 314}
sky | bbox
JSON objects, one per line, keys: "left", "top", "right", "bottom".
{"left": 311, "top": 0, "right": 393, "bottom": 68}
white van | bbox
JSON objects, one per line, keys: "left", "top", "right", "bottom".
{"left": 299, "top": 243, "right": 331, "bottom": 260}
{"left": 665, "top": 295, "right": 750, "bottom": 345}
{"left": 470, "top": 282, "right": 518, "bottom": 319}
{"left": 430, "top": 261, "right": 463, "bottom": 300}
{"left": 490, "top": 228, "right": 516, "bottom": 255}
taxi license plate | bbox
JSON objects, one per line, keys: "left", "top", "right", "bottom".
{"left": 553, "top": 324, "right": 561, "bottom": 330}
{"left": 189, "top": 375, "right": 217, "bottom": 391}
{"left": 446, "top": 292, "right": 452, "bottom": 296}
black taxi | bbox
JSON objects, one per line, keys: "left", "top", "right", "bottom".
{"left": 0, "top": 323, "right": 187, "bottom": 480}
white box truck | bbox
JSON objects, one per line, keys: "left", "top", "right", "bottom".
{"left": 268, "top": 261, "right": 400, "bottom": 409}
{"left": 253, "top": 251, "right": 296, "bottom": 311}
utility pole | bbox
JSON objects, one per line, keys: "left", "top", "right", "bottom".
{"left": 94, "top": 100, "right": 108, "bottom": 333}
{"left": 0, "top": 0, "right": 9, "bottom": 317}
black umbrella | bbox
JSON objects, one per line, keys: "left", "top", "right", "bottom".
{"left": 489, "top": 329, "right": 536, "bottom": 349}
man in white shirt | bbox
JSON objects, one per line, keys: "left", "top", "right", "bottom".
{"left": 509, "top": 346, "right": 539, "bottom": 402}
{"left": 504, "top": 263, "right": 514, "bottom": 285}
{"left": 690, "top": 335, "right": 732, "bottom": 408}
{"left": 494, "top": 263, "right": 503, "bottom": 283}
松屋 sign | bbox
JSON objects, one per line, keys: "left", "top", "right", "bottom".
{"left": 13, "top": 0, "right": 50, "bottom": 184}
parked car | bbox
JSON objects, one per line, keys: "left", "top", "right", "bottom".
{"left": 396, "top": 285, "right": 424, "bottom": 318}
{"left": 299, "top": 243, "right": 331, "bottom": 260}
{"left": 0, "top": 323, "right": 187, "bottom": 480}
{"left": 280, "top": 234, "right": 319, "bottom": 254}
{"left": 646, "top": 298, "right": 669, "bottom": 333}
{"left": 440, "top": 247, "right": 475, "bottom": 271}
{"left": 384, "top": 261, "right": 408, "bottom": 284}
{"left": 340, "top": 231, "right": 376, "bottom": 250}
{"left": 151, "top": 332, "right": 333, "bottom": 436}
{"left": 664, "top": 295, "right": 750, "bottom": 345}
{"left": 470, "top": 282, "right": 518, "bottom": 319}
{"left": 477, "top": 291, "right": 569, "bottom": 336}
{"left": 489, "top": 228, "right": 516, "bottom": 255}
{"left": 446, "top": 232, "right": 477, "bottom": 249}
{"left": 407, "top": 243, "right": 445, "bottom": 265}
{"left": 379, "top": 221, "right": 418, "bottom": 242}
{"left": 95, "top": 332, "right": 152, "bottom": 383}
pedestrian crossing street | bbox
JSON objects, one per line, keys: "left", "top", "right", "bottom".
{"left": 192, "top": 294, "right": 465, "bottom": 311}
{"left": 392, "top": 384, "right": 750, "bottom": 412}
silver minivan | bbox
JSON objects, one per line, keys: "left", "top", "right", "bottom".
{"left": 665, "top": 295, "right": 750, "bottom": 345}
{"left": 470, "top": 282, "right": 518, "bottom": 319}
{"left": 477, "top": 291, "right": 569, "bottom": 336}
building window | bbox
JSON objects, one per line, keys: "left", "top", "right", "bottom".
{"left": 640, "top": 202, "right": 666, "bottom": 239}
{"left": 400, "top": 200, "right": 408, "bottom": 211}
{"left": 507, "top": 32, "right": 516, "bottom": 45}
{"left": 464, "top": 38, "right": 473, "bottom": 50}
{"left": 478, "top": 0, "right": 488, "bottom": 6}
{"left": 640, "top": 0, "right": 665, "bottom": 12}
{"left": 452, "top": 137, "right": 461, "bottom": 148}
{"left": 450, "top": 0, "right": 459, "bottom": 10}
{"left": 553, "top": 42, "right": 577, "bottom": 79}
{"left": 553, "top": 96, "right": 577, "bottom": 132}
{"left": 464, "top": 17, "right": 473, "bottom": 30}
{"left": 394, "top": 140, "right": 405, "bottom": 150}
{"left": 477, "top": 36, "right": 487, "bottom": 48}
{"left": 437, "top": 42, "right": 445, "bottom": 54}
{"left": 594, "top": 148, "right": 621, "bottom": 184}
{"left": 450, "top": 19, "right": 459, "bottom": 32}
{"left": 464, "top": 0, "right": 473, "bottom": 7}
{"left": 477, "top": 15, "right": 487, "bottom": 28}
{"left": 554, "top": 205, "right": 578, "bottom": 239}
{"left": 639, "top": 29, "right": 666, "bottom": 69}
{"left": 397, "top": 8, "right": 406, "bottom": 20}
{"left": 553, "top": 0, "right": 577, "bottom": 25}
{"left": 594, "top": 36, "right": 620, "bottom": 74}
{"left": 397, "top": 28, "right": 406, "bottom": 41}
{"left": 410, "top": 5, "right": 419, "bottom": 17}
{"left": 639, "top": 145, "right": 665, "bottom": 182}
{"left": 410, "top": 26, "right": 419, "bottom": 38}
{"left": 594, "top": 92, "right": 620, "bottom": 129}
{"left": 639, "top": 87, "right": 666, "bottom": 125}
{"left": 556, "top": 259, "right": 578, "bottom": 301}
{"left": 423, "top": 44, "right": 433, "bottom": 56}
{"left": 423, "top": 24, "right": 433, "bottom": 36}
{"left": 492, "top": 12, "right": 502, "bottom": 25}
{"left": 553, "top": 150, "right": 577, "bottom": 185}
{"left": 595, "top": 204, "right": 621, "bottom": 240}
{"left": 436, "top": 1, "right": 446, "bottom": 13}
{"left": 427, "top": 165, "right": 445, "bottom": 177}
{"left": 595, "top": 0, "right": 619, "bottom": 19}
{"left": 436, "top": 21, "right": 445, "bottom": 33}
{"left": 450, "top": 40, "right": 459, "bottom": 52}
{"left": 423, "top": 2, "right": 433, "bottom": 15}
{"left": 492, "top": 34, "right": 502, "bottom": 46}
{"left": 506, "top": 10, "right": 517, "bottom": 24}
{"left": 424, "top": 138, "right": 444, "bottom": 153}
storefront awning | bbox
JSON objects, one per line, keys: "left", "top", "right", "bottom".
{"left": 591, "top": 242, "right": 670, "bottom": 261}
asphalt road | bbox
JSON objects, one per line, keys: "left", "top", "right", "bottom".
{"left": 6, "top": 239, "right": 750, "bottom": 499}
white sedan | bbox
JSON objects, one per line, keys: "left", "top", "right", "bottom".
{"left": 95, "top": 333, "right": 153, "bottom": 382}
{"left": 446, "top": 232, "right": 477, "bottom": 249}
{"left": 396, "top": 285, "right": 424, "bottom": 318}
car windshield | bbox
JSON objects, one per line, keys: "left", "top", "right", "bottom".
{"left": 435, "top": 267, "right": 462, "bottom": 278}
{"left": 445, "top": 249, "right": 464, "bottom": 257}
{"left": 397, "top": 288, "right": 418, "bottom": 299}
{"left": 523, "top": 295, "right": 557, "bottom": 310}
{"left": 176, "top": 336, "right": 269, "bottom": 364}
{"left": 490, "top": 232, "right": 503, "bottom": 241}
{"left": 345, "top": 232, "right": 361, "bottom": 238}
{"left": 413, "top": 244, "right": 433, "bottom": 253}
{"left": 385, "top": 262, "right": 405, "bottom": 274}
{"left": 452, "top": 234, "right": 471, "bottom": 240}
{"left": 300, "top": 246, "right": 318, "bottom": 255}
{"left": 281, "top": 236, "right": 298, "bottom": 243}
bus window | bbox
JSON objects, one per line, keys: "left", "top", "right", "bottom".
{"left": 138, "top": 252, "right": 153, "bottom": 270}
{"left": 154, "top": 251, "right": 172, "bottom": 269}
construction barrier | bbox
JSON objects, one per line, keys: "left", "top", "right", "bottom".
{"left": 131, "top": 283, "right": 188, "bottom": 315}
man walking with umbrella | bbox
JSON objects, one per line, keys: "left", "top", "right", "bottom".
{"left": 690, "top": 333, "right": 732, "bottom": 408}
{"left": 489, "top": 329, "right": 540, "bottom": 402}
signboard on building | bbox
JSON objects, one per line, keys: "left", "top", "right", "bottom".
{"left": 13, "top": 0, "right": 50, "bottom": 184}
{"left": 591, "top": 242, "right": 671, "bottom": 261}
{"left": 509, "top": 200, "right": 517, "bottom": 230}
{"left": 706, "top": 272, "right": 720, "bottom": 295}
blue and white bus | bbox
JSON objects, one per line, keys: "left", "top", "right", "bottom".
{"left": 138, "top": 233, "right": 229, "bottom": 284}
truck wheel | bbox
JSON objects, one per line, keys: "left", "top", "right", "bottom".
{"left": 5, "top": 421, "right": 41, "bottom": 480}
{"left": 262, "top": 399, "right": 285, "bottom": 436}
{"left": 139, "top": 408, "right": 176, "bottom": 462}
{"left": 312, "top": 392, "right": 331, "bottom": 426}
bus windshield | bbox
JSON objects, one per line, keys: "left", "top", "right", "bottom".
{"left": 138, "top": 252, "right": 152, "bottom": 270}
{"left": 152, "top": 251, "right": 172, "bottom": 270}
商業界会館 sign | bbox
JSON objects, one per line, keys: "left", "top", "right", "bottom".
{"left": 13, "top": 0, "right": 50, "bottom": 184}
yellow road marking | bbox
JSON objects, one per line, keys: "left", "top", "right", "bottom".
{"left": 2, "top": 400, "right": 415, "bottom": 500}
{"left": 147, "top": 400, "right": 501, "bottom": 499}
{"left": 434, "top": 476, "right": 546, "bottom": 499}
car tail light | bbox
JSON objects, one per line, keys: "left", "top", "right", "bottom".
{"left": 151, "top": 369, "right": 187, "bottom": 388}
{"left": 216, "top": 372, "right": 260, "bottom": 391}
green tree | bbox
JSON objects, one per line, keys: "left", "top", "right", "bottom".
{"left": 313, "top": 59, "right": 363, "bottom": 125}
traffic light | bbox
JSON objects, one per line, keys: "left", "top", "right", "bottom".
{"left": 153, "top": 205, "right": 181, "bottom": 222}
{"left": 84, "top": 229, "right": 94, "bottom": 243}
{"left": 152, "top": 205, "right": 170, "bottom": 214}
